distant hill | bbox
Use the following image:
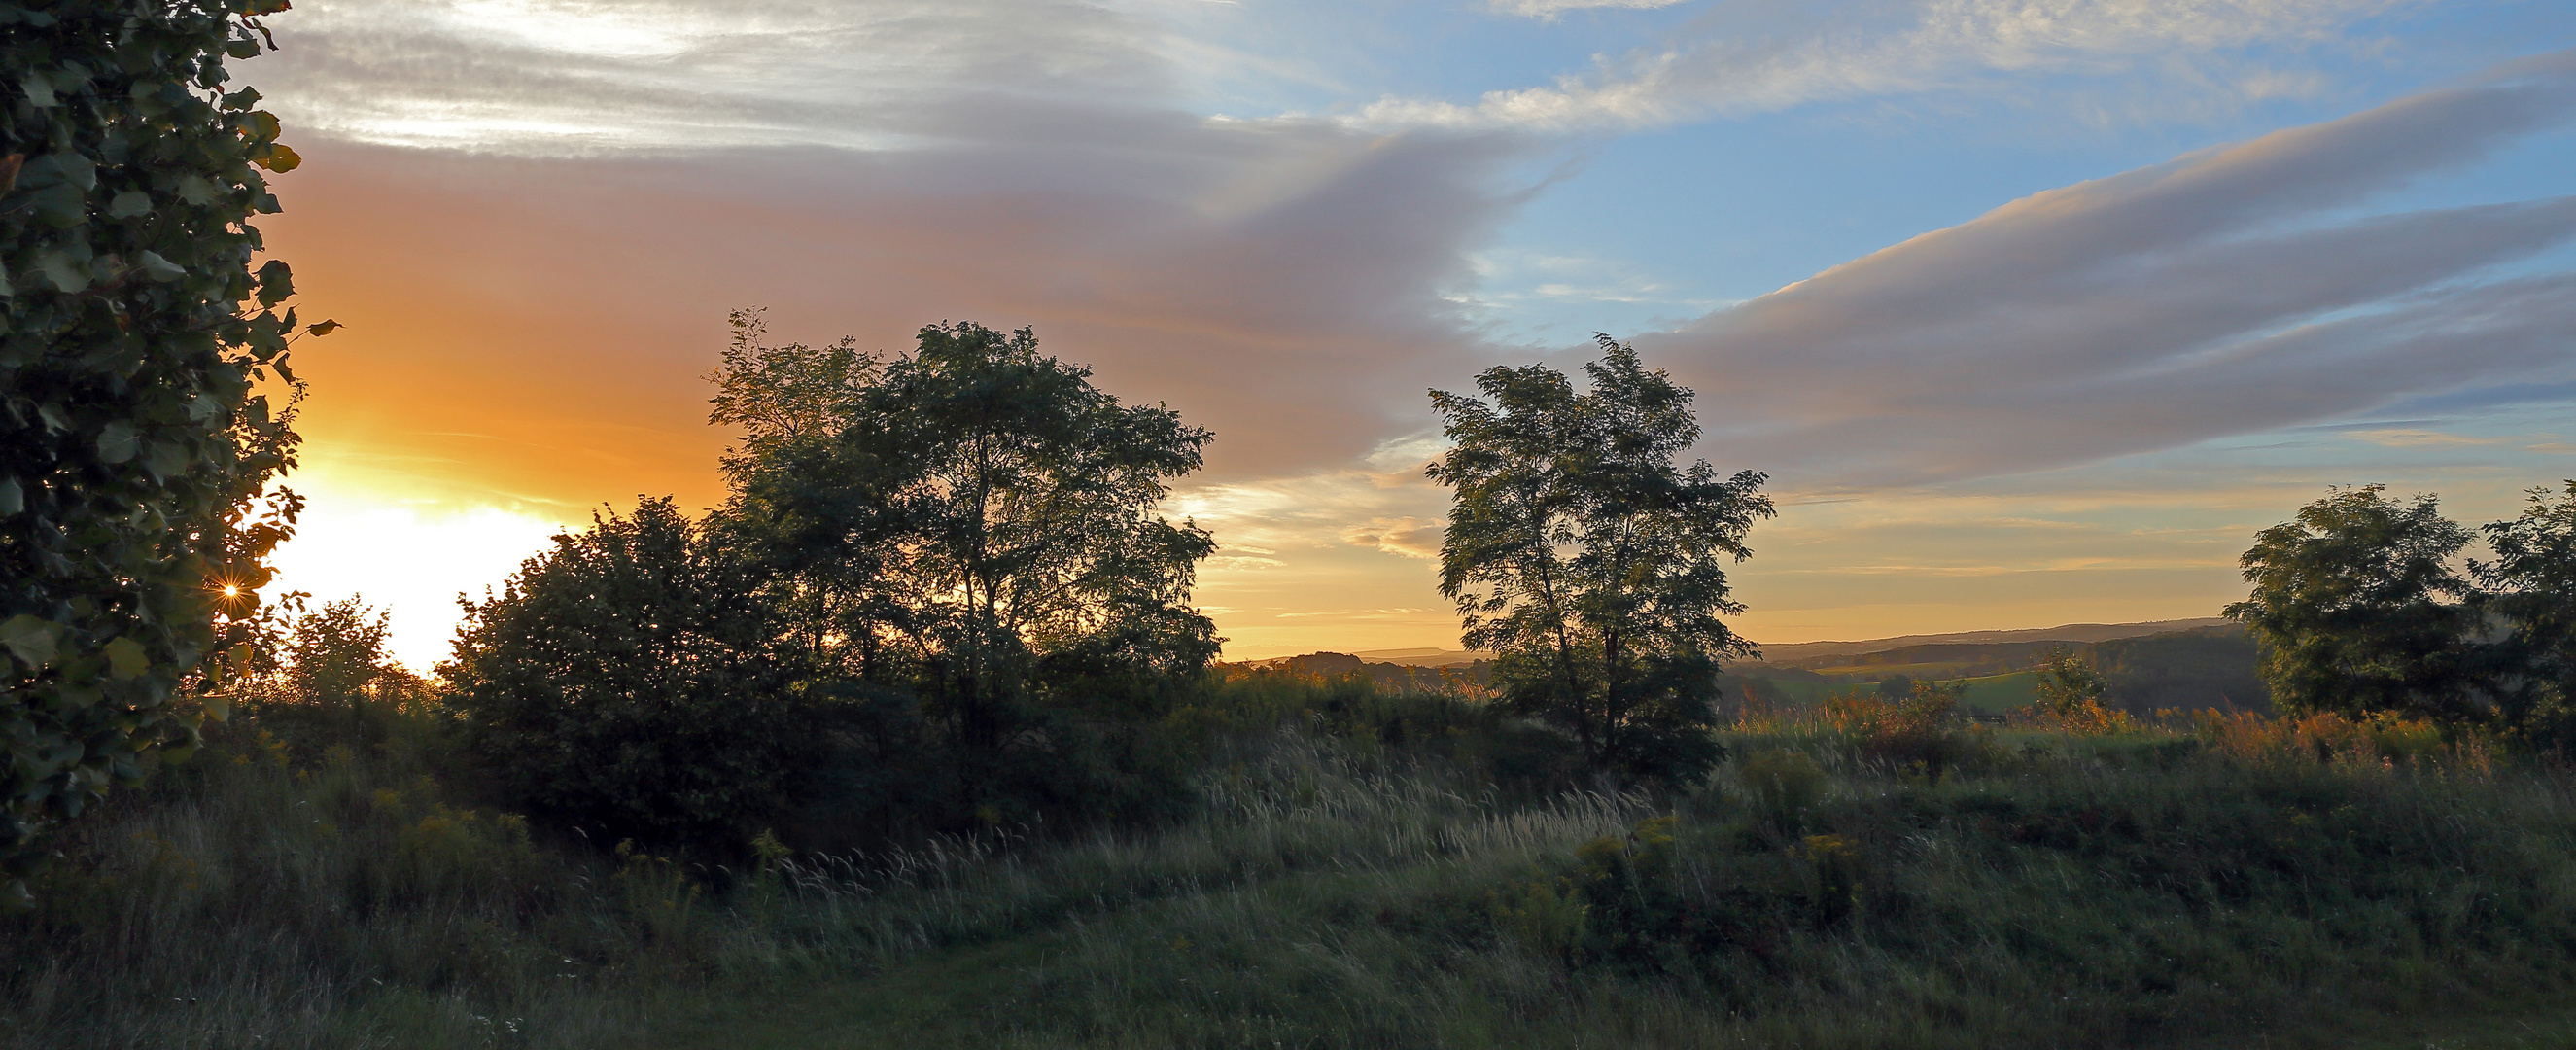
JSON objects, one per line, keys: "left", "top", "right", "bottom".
{"left": 1240, "top": 617, "right": 2262, "bottom": 712}
{"left": 1348, "top": 648, "right": 1489, "bottom": 668}
{"left": 1742, "top": 618, "right": 2233, "bottom": 668}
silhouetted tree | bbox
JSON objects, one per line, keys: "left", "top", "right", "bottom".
{"left": 710, "top": 315, "right": 1218, "bottom": 821}
{"left": 1428, "top": 333, "right": 1773, "bottom": 785}
{"left": 2225, "top": 486, "right": 2483, "bottom": 721}
{"left": 445, "top": 498, "right": 805, "bottom": 850}
{"left": 2475, "top": 481, "right": 2576, "bottom": 745}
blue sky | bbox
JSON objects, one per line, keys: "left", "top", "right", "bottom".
{"left": 239, "top": 0, "right": 2576, "bottom": 664}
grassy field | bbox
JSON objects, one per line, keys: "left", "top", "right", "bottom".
{"left": 7, "top": 683, "right": 2573, "bottom": 1049}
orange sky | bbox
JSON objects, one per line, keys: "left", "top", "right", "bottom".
{"left": 237, "top": 7, "right": 2576, "bottom": 670}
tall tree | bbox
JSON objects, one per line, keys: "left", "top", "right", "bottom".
{"left": 0, "top": 0, "right": 331, "bottom": 902}
{"left": 1428, "top": 333, "right": 1772, "bottom": 784}
{"left": 2474, "top": 481, "right": 2576, "bottom": 744}
{"left": 2225, "top": 486, "right": 2483, "bottom": 721}
{"left": 712, "top": 318, "right": 1219, "bottom": 805}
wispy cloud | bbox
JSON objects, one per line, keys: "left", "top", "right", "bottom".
{"left": 1488, "top": 0, "right": 1692, "bottom": 20}
{"left": 1362, "top": 0, "right": 2425, "bottom": 130}
{"left": 1342, "top": 516, "right": 1445, "bottom": 559}
{"left": 1638, "top": 52, "right": 2576, "bottom": 486}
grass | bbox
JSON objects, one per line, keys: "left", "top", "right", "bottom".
{"left": 8, "top": 680, "right": 2576, "bottom": 1049}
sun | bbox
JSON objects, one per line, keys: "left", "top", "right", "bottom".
{"left": 222, "top": 584, "right": 240, "bottom": 597}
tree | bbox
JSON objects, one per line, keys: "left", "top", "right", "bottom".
{"left": 1428, "top": 333, "right": 1773, "bottom": 784}
{"left": 0, "top": 0, "right": 333, "bottom": 902}
{"left": 712, "top": 317, "right": 1220, "bottom": 821}
{"left": 2025, "top": 646, "right": 2128, "bottom": 733}
{"left": 444, "top": 498, "right": 807, "bottom": 850}
{"left": 2474, "top": 481, "right": 2576, "bottom": 744}
{"left": 281, "top": 596, "right": 393, "bottom": 742}
{"left": 2224, "top": 486, "right": 2483, "bottom": 721}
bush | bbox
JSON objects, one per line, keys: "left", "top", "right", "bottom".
{"left": 444, "top": 498, "right": 811, "bottom": 854}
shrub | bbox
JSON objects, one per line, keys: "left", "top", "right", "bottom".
{"left": 444, "top": 498, "right": 810, "bottom": 854}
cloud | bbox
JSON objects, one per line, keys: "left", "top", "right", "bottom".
{"left": 1343, "top": 516, "right": 1445, "bottom": 559}
{"left": 254, "top": 1, "right": 1544, "bottom": 493}
{"left": 1361, "top": 0, "right": 2425, "bottom": 130}
{"left": 1489, "top": 0, "right": 1692, "bottom": 20}
{"left": 1634, "top": 52, "right": 2576, "bottom": 486}
{"left": 266, "top": 0, "right": 1183, "bottom": 151}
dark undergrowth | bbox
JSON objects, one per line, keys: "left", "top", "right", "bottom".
{"left": 7, "top": 678, "right": 2573, "bottom": 1049}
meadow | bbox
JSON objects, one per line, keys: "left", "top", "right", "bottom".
{"left": 10, "top": 670, "right": 2576, "bottom": 1050}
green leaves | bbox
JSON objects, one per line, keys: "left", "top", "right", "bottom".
{"left": 3, "top": 0, "right": 311, "bottom": 890}
{"left": 2, "top": 616, "right": 62, "bottom": 668}
{"left": 101, "top": 637, "right": 148, "bottom": 680}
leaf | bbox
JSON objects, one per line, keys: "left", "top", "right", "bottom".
{"left": 21, "top": 71, "right": 54, "bottom": 108}
{"left": 107, "top": 190, "right": 151, "bottom": 218}
{"left": 0, "top": 154, "right": 20, "bottom": 193}
{"left": 96, "top": 422, "right": 139, "bottom": 464}
{"left": 248, "top": 0, "right": 292, "bottom": 14}
{"left": 102, "top": 637, "right": 148, "bottom": 681}
{"left": 0, "top": 615, "right": 61, "bottom": 668}
{"left": 33, "top": 250, "right": 88, "bottom": 293}
{"left": 0, "top": 478, "right": 19, "bottom": 515}
{"left": 200, "top": 692, "right": 231, "bottom": 723}
{"left": 51, "top": 153, "right": 94, "bottom": 192}
{"left": 253, "top": 143, "right": 300, "bottom": 173}
{"left": 135, "top": 250, "right": 185, "bottom": 282}
{"left": 304, "top": 319, "right": 341, "bottom": 337}
{"left": 146, "top": 441, "right": 190, "bottom": 478}
{"left": 255, "top": 260, "right": 293, "bottom": 306}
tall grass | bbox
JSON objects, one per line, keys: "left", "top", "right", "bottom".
{"left": 8, "top": 681, "right": 2575, "bottom": 1049}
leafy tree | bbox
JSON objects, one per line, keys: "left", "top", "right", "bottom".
{"left": 713, "top": 317, "right": 1220, "bottom": 812}
{"left": 280, "top": 596, "right": 393, "bottom": 741}
{"left": 2025, "top": 646, "right": 2128, "bottom": 733}
{"left": 444, "top": 498, "right": 807, "bottom": 850}
{"left": 1428, "top": 333, "right": 1773, "bottom": 784}
{"left": 2225, "top": 486, "right": 2483, "bottom": 721}
{"left": 0, "top": 0, "right": 332, "bottom": 901}
{"left": 2474, "top": 481, "right": 2576, "bottom": 744}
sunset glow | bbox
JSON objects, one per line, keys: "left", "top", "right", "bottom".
{"left": 232, "top": 1, "right": 2576, "bottom": 668}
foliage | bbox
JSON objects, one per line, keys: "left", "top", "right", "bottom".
{"left": 9, "top": 699, "right": 2576, "bottom": 1048}
{"left": 710, "top": 312, "right": 1220, "bottom": 822}
{"left": 2474, "top": 481, "right": 2576, "bottom": 746}
{"left": 0, "top": 0, "right": 335, "bottom": 899}
{"left": 444, "top": 498, "right": 808, "bottom": 851}
{"left": 2022, "top": 646, "right": 2132, "bottom": 733}
{"left": 2226, "top": 486, "right": 2484, "bottom": 722}
{"left": 1428, "top": 333, "right": 1773, "bottom": 784}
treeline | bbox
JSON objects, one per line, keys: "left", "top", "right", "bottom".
{"left": 409, "top": 314, "right": 1228, "bottom": 858}
{"left": 2228, "top": 484, "right": 2576, "bottom": 746}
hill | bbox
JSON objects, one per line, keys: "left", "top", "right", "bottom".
{"left": 1743, "top": 618, "right": 2233, "bottom": 667}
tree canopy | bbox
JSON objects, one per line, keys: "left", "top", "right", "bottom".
{"left": 0, "top": 0, "right": 329, "bottom": 903}
{"left": 1428, "top": 333, "right": 1772, "bottom": 784}
{"left": 2226, "top": 486, "right": 2482, "bottom": 722}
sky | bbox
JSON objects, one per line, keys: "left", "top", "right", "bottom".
{"left": 235, "top": 0, "right": 2576, "bottom": 669}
